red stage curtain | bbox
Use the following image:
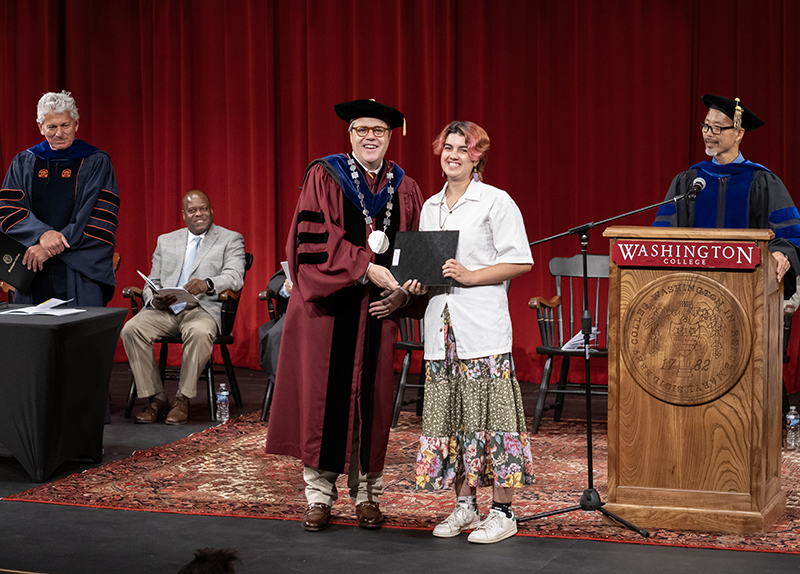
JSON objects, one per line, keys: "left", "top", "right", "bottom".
{"left": 2, "top": 0, "right": 800, "bottom": 391}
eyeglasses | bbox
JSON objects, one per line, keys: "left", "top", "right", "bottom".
{"left": 699, "top": 123, "right": 736, "bottom": 135}
{"left": 352, "top": 125, "right": 389, "bottom": 137}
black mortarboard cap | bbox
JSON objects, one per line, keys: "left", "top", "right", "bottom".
{"left": 701, "top": 94, "right": 764, "bottom": 131}
{"left": 334, "top": 99, "right": 405, "bottom": 131}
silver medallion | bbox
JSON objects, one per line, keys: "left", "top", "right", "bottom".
{"left": 368, "top": 230, "right": 390, "bottom": 254}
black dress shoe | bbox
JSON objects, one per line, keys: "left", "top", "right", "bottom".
{"left": 301, "top": 503, "right": 331, "bottom": 532}
{"left": 355, "top": 501, "right": 384, "bottom": 529}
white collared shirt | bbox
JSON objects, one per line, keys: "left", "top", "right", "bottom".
{"left": 352, "top": 154, "right": 383, "bottom": 178}
{"left": 420, "top": 180, "right": 533, "bottom": 360}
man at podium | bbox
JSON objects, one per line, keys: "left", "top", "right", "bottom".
{"left": 653, "top": 94, "right": 800, "bottom": 293}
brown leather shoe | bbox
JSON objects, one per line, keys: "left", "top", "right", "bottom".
{"left": 301, "top": 503, "right": 331, "bottom": 532}
{"left": 134, "top": 397, "right": 169, "bottom": 424}
{"left": 165, "top": 395, "right": 190, "bottom": 425}
{"left": 356, "top": 501, "right": 384, "bottom": 529}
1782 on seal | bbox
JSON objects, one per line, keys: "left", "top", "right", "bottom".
{"left": 621, "top": 273, "right": 751, "bottom": 405}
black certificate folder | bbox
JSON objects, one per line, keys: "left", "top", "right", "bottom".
{"left": 0, "top": 232, "right": 35, "bottom": 292}
{"left": 391, "top": 230, "right": 459, "bottom": 287}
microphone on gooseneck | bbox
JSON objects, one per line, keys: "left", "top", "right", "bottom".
{"left": 687, "top": 177, "right": 706, "bottom": 202}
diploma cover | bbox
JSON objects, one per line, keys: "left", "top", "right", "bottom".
{"left": 391, "top": 230, "right": 459, "bottom": 287}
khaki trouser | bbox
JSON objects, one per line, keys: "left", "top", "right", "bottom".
{"left": 303, "top": 406, "right": 384, "bottom": 506}
{"left": 121, "top": 305, "right": 216, "bottom": 399}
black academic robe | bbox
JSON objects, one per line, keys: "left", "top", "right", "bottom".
{"left": 654, "top": 159, "right": 800, "bottom": 295}
{"left": 0, "top": 140, "right": 119, "bottom": 305}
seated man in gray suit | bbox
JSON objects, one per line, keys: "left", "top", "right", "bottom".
{"left": 121, "top": 190, "right": 246, "bottom": 425}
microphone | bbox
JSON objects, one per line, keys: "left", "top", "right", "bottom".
{"left": 687, "top": 177, "right": 706, "bottom": 202}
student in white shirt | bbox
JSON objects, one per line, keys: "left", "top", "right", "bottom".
{"left": 404, "top": 121, "right": 534, "bottom": 544}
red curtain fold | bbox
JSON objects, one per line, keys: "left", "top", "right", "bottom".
{"left": 2, "top": 0, "right": 799, "bottom": 391}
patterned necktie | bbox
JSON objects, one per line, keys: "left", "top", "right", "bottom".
{"left": 170, "top": 235, "right": 201, "bottom": 314}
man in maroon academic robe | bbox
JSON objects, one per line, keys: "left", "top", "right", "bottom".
{"left": 265, "top": 99, "right": 423, "bottom": 532}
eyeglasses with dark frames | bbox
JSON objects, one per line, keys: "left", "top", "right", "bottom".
{"left": 699, "top": 123, "right": 737, "bottom": 135}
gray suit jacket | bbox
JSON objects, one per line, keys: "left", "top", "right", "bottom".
{"left": 143, "top": 223, "right": 246, "bottom": 331}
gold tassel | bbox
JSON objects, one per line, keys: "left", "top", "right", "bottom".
{"left": 733, "top": 97, "right": 743, "bottom": 130}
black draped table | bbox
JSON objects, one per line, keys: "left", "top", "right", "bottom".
{"left": 0, "top": 306, "right": 127, "bottom": 481}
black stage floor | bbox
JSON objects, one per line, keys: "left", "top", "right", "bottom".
{"left": 0, "top": 364, "right": 798, "bottom": 574}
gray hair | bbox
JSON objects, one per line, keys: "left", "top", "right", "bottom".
{"left": 36, "top": 91, "right": 79, "bottom": 124}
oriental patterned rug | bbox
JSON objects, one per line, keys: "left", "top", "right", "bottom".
{"left": 4, "top": 412, "right": 800, "bottom": 553}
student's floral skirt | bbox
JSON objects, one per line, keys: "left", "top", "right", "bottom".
{"left": 415, "top": 306, "right": 535, "bottom": 491}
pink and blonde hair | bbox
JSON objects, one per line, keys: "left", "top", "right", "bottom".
{"left": 432, "top": 121, "right": 491, "bottom": 179}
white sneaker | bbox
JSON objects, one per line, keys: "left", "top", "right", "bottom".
{"left": 432, "top": 504, "right": 481, "bottom": 538}
{"left": 467, "top": 509, "right": 517, "bottom": 544}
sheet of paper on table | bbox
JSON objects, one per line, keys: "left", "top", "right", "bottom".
{"left": 0, "top": 298, "right": 86, "bottom": 316}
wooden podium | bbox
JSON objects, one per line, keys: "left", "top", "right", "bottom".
{"left": 601, "top": 226, "right": 786, "bottom": 534}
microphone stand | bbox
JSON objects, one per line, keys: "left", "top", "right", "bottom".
{"left": 518, "top": 192, "right": 694, "bottom": 537}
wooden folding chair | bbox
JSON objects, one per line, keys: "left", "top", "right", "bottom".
{"left": 123, "top": 253, "right": 253, "bottom": 421}
{"left": 528, "top": 253, "right": 609, "bottom": 433}
{"left": 391, "top": 317, "right": 425, "bottom": 428}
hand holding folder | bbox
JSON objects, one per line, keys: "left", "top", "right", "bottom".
{"left": 0, "top": 232, "right": 36, "bottom": 292}
{"left": 390, "top": 231, "right": 459, "bottom": 287}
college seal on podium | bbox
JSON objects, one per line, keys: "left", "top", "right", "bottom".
{"left": 621, "top": 273, "right": 751, "bottom": 405}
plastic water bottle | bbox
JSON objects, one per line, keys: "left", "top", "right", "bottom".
{"left": 216, "top": 383, "right": 230, "bottom": 422}
{"left": 786, "top": 406, "right": 799, "bottom": 451}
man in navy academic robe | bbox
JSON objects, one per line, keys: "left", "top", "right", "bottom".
{"left": 654, "top": 93, "right": 800, "bottom": 411}
{"left": 0, "top": 91, "right": 119, "bottom": 306}
{"left": 654, "top": 94, "right": 800, "bottom": 294}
